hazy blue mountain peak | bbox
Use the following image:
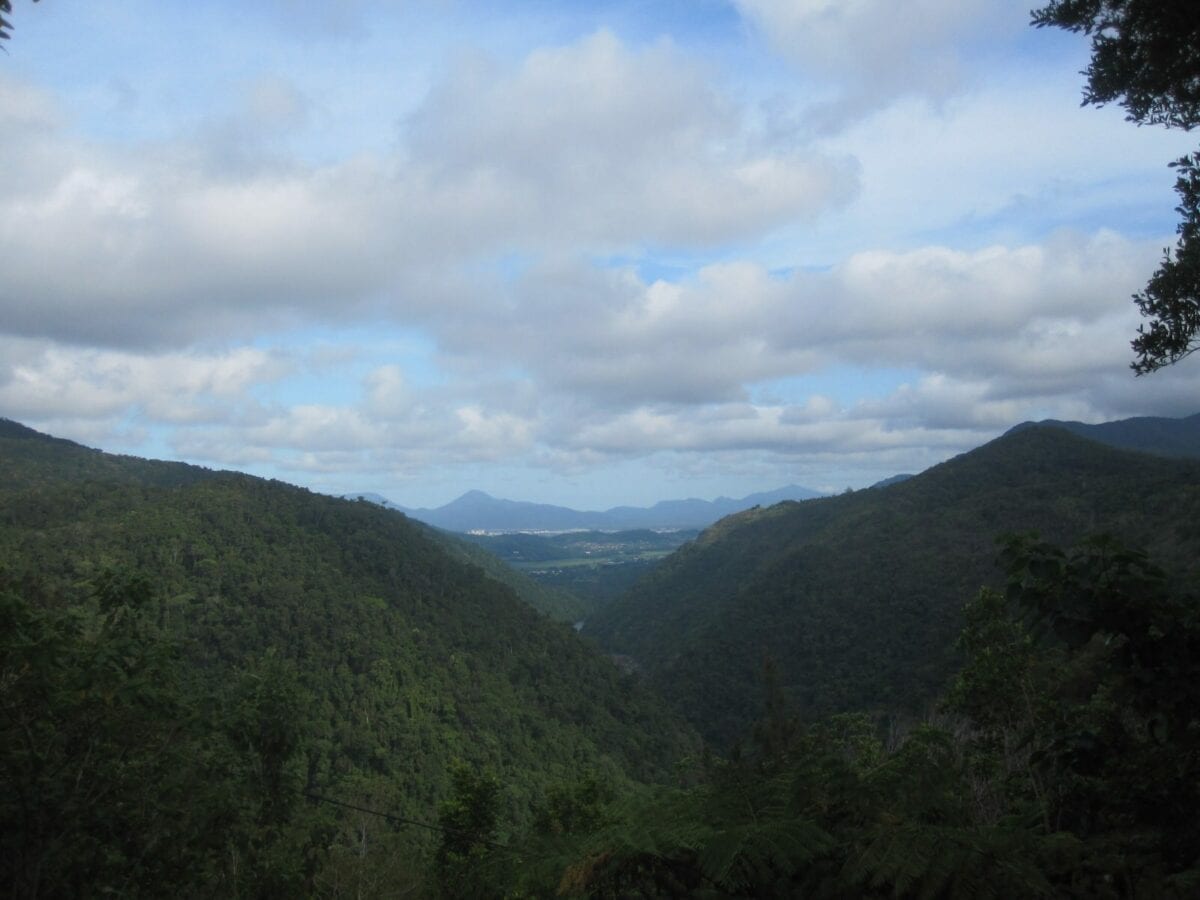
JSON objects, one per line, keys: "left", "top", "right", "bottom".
{"left": 350, "top": 484, "right": 827, "bottom": 532}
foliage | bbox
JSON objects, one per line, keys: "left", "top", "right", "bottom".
{"left": 456, "top": 528, "right": 698, "bottom": 619}
{"left": 0, "top": 0, "right": 37, "bottom": 45}
{"left": 1010, "top": 412, "right": 1200, "bottom": 459}
{"left": 5, "top": 418, "right": 1199, "bottom": 896}
{"left": 434, "top": 761, "right": 503, "bottom": 898}
{"left": 943, "top": 533, "right": 1200, "bottom": 895}
{"left": 488, "top": 699, "right": 1058, "bottom": 897}
{"left": 1031, "top": 0, "right": 1200, "bottom": 128}
{"left": 461, "top": 535, "right": 1200, "bottom": 899}
{"left": 0, "top": 420, "right": 700, "bottom": 896}
{"left": 0, "top": 568, "right": 325, "bottom": 897}
{"left": 998, "top": 534, "right": 1200, "bottom": 889}
{"left": 0, "top": 568, "right": 204, "bottom": 896}
{"left": 1131, "top": 151, "right": 1200, "bottom": 372}
{"left": 1031, "top": 0, "right": 1200, "bottom": 371}
{"left": 588, "top": 425, "right": 1200, "bottom": 747}
{"left": 532, "top": 556, "right": 668, "bottom": 613}
{"left": 421, "top": 524, "right": 590, "bottom": 622}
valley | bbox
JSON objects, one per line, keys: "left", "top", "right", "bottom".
{"left": 4, "top": 414, "right": 1200, "bottom": 896}
{"left": 6, "top": 1, "right": 1200, "bottom": 895}
{"left": 457, "top": 529, "right": 699, "bottom": 616}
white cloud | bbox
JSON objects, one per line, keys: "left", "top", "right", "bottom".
{"left": 0, "top": 113, "right": 396, "bottom": 347}
{"left": 424, "top": 230, "right": 1165, "bottom": 416}
{"left": 402, "top": 30, "right": 857, "bottom": 248}
{"left": 735, "top": 0, "right": 1028, "bottom": 127}
{"left": 0, "top": 31, "right": 855, "bottom": 350}
{"left": 856, "top": 374, "right": 1027, "bottom": 431}
{"left": 4, "top": 5, "right": 1198, "bottom": 506}
{"left": 364, "top": 364, "right": 413, "bottom": 418}
{"left": 0, "top": 340, "right": 289, "bottom": 424}
{"left": 4, "top": 221, "right": 1192, "bottom": 494}
{"left": 262, "top": 0, "right": 371, "bottom": 42}
{"left": 243, "top": 405, "right": 387, "bottom": 453}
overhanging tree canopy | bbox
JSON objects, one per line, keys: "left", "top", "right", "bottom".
{"left": 1033, "top": 0, "right": 1200, "bottom": 372}
{"left": 0, "top": 1, "right": 37, "bottom": 45}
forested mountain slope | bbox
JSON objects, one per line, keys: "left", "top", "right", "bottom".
{"left": 1010, "top": 411, "right": 1200, "bottom": 459}
{"left": 0, "top": 420, "right": 697, "bottom": 894}
{"left": 0, "top": 417, "right": 218, "bottom": 490}
{"left": 416, "top": 523, "right": 589, "bottom": 622}
{"left": 586, "top": 425, "right": 1200, "bottom": 747}
{"left": 456, "top": 529, "right": 699, "bottom": 616}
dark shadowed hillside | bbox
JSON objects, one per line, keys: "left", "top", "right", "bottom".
{"left": 415, "top": 522, "right": 590, "bottom": 622}
{"left": 0, "top": 420, "right": 698, "bottom": 894}
{"left": 585, "top": 425, "right": 1200, "bottom": 747}
{"left": 0, "top": 418, "right": 218, "bottom": 490}
{"left": 0, "top": 420, "right": 697, "bottom": 784}
{"left": 1010, "top": 411, "right": 1200, "bottom": 459}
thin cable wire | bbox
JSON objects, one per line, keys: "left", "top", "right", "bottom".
{"left": 299, "top": 790, "right": 510, "bottom": 851}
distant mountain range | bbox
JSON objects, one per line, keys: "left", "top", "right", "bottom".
{"left": 346, "top": 411, "right": 1200, "bottom": 534}
{"left": 344, "top": 484, "right": 826, "bottom": 532}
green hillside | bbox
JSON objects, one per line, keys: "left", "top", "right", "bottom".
{"left": 418, "top": 524, "right": 589, "bottom": 622}
{"left": 0, "top": 421, "right": 698, "bottom": 895}
{"left": 7, "top": 418, "right": 1199, "bottom": 897}
{"left": 0, "top": 417, "right": 218, "bottom": 490}
{"left": 457, "top": 529, "right": 699, "bottom": 616}
{"left": 1011, "top": 411, "right": 1200, "bottom": 459}
{"left": 585, "top": 425, "right": 1200, "bottom": 747}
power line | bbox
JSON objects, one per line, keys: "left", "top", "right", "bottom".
{"left": 299, "top": 790, "right": 509, "bottom": 851}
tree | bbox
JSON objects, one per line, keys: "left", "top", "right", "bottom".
{"left": 0, "top": 0, "right": 37, "bottom": 44}
{"left": 0, "top": 569, "right": 234, "bottom": 896}
{"left": 1032, "top": 1, "right": 1200, "bottom": 372}
{"left": 994, "top": 534, "right": 1200, "bottom": 892}
{"left": 435, "top": 761, "right": 503, "bottom": 898}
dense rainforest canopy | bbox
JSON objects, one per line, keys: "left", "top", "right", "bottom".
{"left": 4, "top": 415, "right": 1200, "bottom": 897}
{"left": 586, "top": 425, "right": 1200, "bottom": 748}
{"left": 0, "top": 419, "right": 698, "bottom": 896}
{"left": 3, "top": 2, "right": 1199, "bottom": 895}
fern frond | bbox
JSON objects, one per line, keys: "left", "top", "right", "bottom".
{"left": 846, "top": 822, "right": 1059, "bottom": 899}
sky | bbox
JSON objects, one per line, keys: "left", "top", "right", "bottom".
{"left": 2, "top": 0, "right": 1198, "bottom": 509}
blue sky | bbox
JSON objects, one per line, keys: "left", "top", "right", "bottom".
{"left": 2, "top": 0, "right": 1198, "bottom": 509}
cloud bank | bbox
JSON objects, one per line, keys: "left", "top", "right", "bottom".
{"left": 1, "top": 3, "right": 1197, "bottom": 506}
